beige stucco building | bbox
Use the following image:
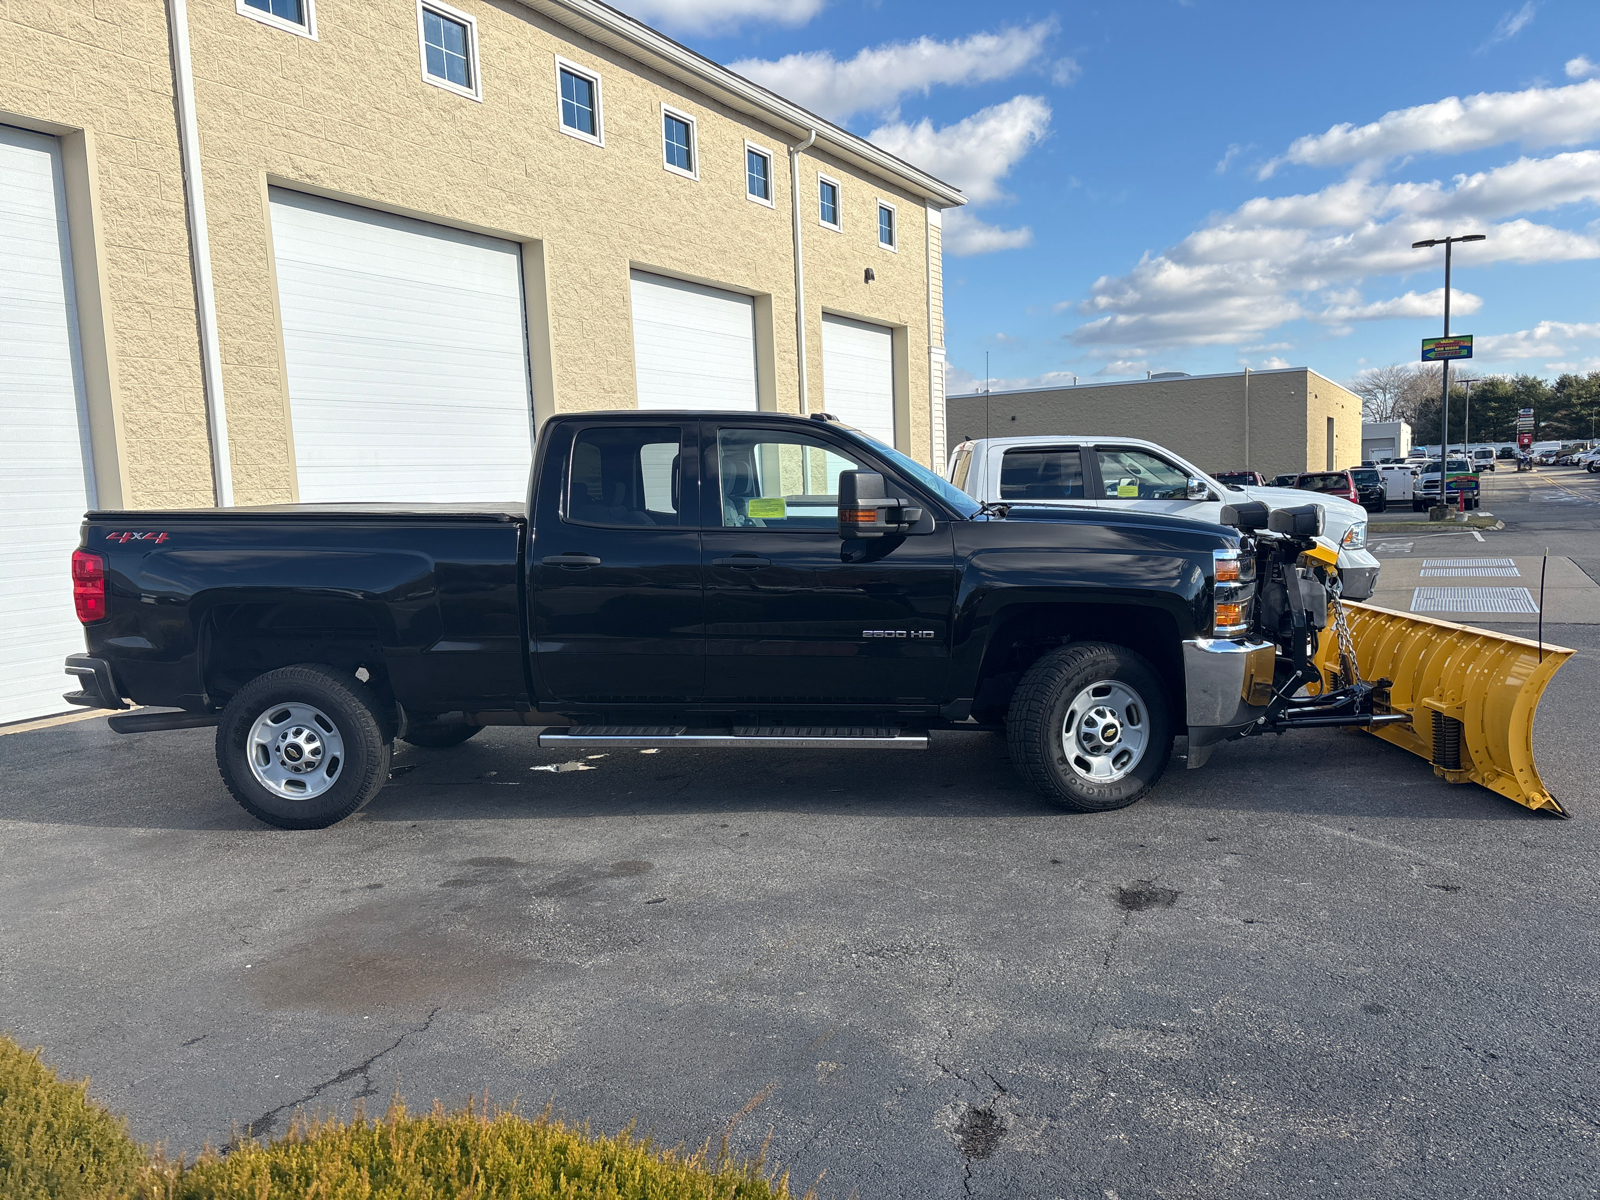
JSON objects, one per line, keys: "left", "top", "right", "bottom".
{"left": 0, "top": 0, "right": 961, "bottom": 722}
{"left": 946, "top": 369, "right": 1363, "bottom": 479}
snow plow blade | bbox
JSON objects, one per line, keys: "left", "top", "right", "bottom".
{"left": 1315, "top": 601, "right": 1574, "bottom": 816}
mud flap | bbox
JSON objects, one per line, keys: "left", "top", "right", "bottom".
{"left": 1313, "top": 601, "right": 1574, "bottom": 816}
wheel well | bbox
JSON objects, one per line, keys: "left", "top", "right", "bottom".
{"left": 971, "top": 603, "right": 1185, "bottom": 723}
{"left": 202, "top": 601, "right": 391, "bottom": 713}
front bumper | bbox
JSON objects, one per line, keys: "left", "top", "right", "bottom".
{"left": 1336, "top": 547, "right": 1380, "bottom": 601}
{"left": 1181, "top": 637, "right": 1275, "bottom": 768}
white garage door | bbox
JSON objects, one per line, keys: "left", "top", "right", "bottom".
{"left": 268, "top": 189, "right": 533, "bottom": 503}
{"left": 630, "top": 271, "right": 758, "bottom": 411}
{"left": 822, "top": 313, "right": 895, "bottom": 447}
{"left": 0, "top": 126, "right": 95, "bottom": 724}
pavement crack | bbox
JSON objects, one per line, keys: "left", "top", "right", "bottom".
{"left": 240, "top": 1006, "right": 440, "bottom": 1144}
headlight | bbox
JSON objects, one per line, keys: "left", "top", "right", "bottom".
{"left": 1341, "top": 521, "right": 1366, "bottom": 550}
{"left": 1212, "top": 548, "right": 1254, "bottom": 637}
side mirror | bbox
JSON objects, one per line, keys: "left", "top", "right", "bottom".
{"left": 1186, "top": 476, "right": 1209, "bottom": 501}
{"left": 838, "top": 470, "right": 923, "bottom": 539}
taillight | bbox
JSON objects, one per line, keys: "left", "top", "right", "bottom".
{"left": 71, "top": 550, "right": 106, "bottom": 623}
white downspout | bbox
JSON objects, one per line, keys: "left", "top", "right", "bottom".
{"left": 789, "top": 128, "right": 817, "bottom": 414}
{"left": 166, "top": 0, "right": 233, "bottom": 506}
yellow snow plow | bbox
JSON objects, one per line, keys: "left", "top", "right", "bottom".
{"left": 1313, "top": 601, "right": 1574, "bottom": 816}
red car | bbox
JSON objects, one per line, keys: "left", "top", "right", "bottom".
{"left": 1294, "top": 470, "right": 1363, "bottom": 506}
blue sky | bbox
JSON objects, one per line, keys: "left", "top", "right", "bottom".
{"left": 614, "top": 0, "right": 1600, "bottom": 396}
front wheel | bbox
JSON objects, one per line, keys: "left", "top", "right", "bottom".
{"left": 1374, "top": 497, "right": 1386, "bottom": 513}
{"left": 216, "top": 664, "right": 392, "bottom": 830}
{"left": 1006, "top": 642, "right": 1173, "bottom": 812}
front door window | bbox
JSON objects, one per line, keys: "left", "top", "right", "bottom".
{"left": 715, "top": 428, "right": 863, "bottom": 529}
{"left": 1094, "top": 448, "right": 1191, "bottom": 501}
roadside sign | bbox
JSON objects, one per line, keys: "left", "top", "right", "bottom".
{"left": 1422, "top": 335, "right": 1474, "bottom": 361}
{"left": 1518, "top": 432, "right": 1533, "bottom": 450}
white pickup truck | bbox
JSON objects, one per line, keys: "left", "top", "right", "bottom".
{"left": 947, "top": 435, "right": 1380, "bottom": 600}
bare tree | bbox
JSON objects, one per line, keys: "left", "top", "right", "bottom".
{"left": 1350, "top": 363, "right": 1419, "bottom": 421}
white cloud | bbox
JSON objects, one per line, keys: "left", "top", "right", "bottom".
{"left": 1542, "top": 357, "right": 1600, "bottom": 372}
{"left": 1215, "top": 143, "right": 1251, "bottom": 174}
{"left": 944, "top": 211, "right": 1033, "bottom": 256}
{"left": 1481, "top": 2, "right": 1537, "bottom": 51}
{"left": 615, "top": 0, "right": 823, "bottom": 33}
{"left": 1568, "top": 55, "right": 1599, "bottom": 79}
{"left": 946, "top": 364, "right": 1085, "bottom": 394}
{"left": 729, "top": 23, "right": 1055, "bottom": 123}
{"left": 1316, "top": 288, "right": 1483, "bottom": 323}
{"left": 869, "top": 95, "right": 1049, "bottom": 205}
{"left": 1259, "top": 79, "right": 1600, "bottom": 176}
{"left": 1051, "top": 57, "right": 1082, "bottom": 86}
{"left": 1475, "top": 320, "right": 1600, "bottom": 358}
{"left": 1066, "top": 137, "right": 1600, "bottom": 349}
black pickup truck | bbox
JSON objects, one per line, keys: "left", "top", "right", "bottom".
{"left": 64, "top": 410, "right": 1374, "bottom": 830}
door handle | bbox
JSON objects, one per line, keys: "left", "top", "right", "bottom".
{"left": 712, "top": 555, "right": 771, "bottom": 569}
{"left": 542, "top": 554, "right": 602, "bottom": 567}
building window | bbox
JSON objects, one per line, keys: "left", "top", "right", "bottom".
{"left": 746, "top": 143, "right": 773, "bottom": 206}
{"left": 416, "top": 2, "right": 478, "bottom": 100}
{"left": 878, "top": 201, "right": 897, "bottom": 250}
{"left": 818, "top": 175, "right": 841, "bottom": 230}
{"left": 556, "top": 58, "right": 603, "bottom": 145}
{"left": 662, "top": 106, "right": 696, "bottom": 179}
{"left": 237, "top": 0, "right": 316, "bottom": 38}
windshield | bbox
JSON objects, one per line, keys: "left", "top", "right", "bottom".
{"left": 1297, "top": 473, "right": 1350, "bottom": 492}
{"left": 1352, "top": 470, "right": 1380, "bottom": 485}
{"left": 1423, "top": 460, "right": 1472, "bottom": 472}
{"left": 834, "top": 425, "right": 983, "bottom": 518}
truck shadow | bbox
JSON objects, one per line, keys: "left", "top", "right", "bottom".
{"left": 0, "top": 719, "right": 1550, "bottom": 830}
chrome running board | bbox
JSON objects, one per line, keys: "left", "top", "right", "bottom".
{"left": 537, "top": 724, "right": 927, "bottom": 750}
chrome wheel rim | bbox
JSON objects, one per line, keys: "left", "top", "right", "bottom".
{"left": 1061, "top": 680, "right": 1149, "bottom": 783}
{"left": 247, "top": 702, "right": 345, "bottom": 800}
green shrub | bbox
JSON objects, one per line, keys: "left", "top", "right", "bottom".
{"left": 1, "top": 1036, "right": 806, "bottom": 1200}
{"left": 0, "top": 1036, "right": 145, "bottom": 1200}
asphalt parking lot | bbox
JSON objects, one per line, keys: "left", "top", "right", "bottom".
{"left": 3, "top": 466, "right": 1598, "bottom": 1199}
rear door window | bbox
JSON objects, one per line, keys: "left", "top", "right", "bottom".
{"left": 999, "top": 447, "right": 1085, "bottom": 500}
{"left": 567, "top": 426, "right": 685, "bottom": 527}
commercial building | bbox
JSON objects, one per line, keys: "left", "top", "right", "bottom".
{"left": 946, "top": 368, "right": 1362, "bottom": 480}
{"left": 1361, "top": 420, "right": 1413, "bottom": 461}
{"left": 0, "top": 0, "right": 962, "bottom": 723}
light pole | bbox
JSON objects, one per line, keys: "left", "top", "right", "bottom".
{"left": 1457, "top": 376, "right": 1479, "bottom": 455}
{"left": 1413, "top": 233, "right": 1484, "bottom": 508}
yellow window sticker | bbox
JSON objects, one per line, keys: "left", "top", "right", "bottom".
{"left": 748, "top": 497, "right": 787, "bottom": 519}
{"left": 1117, "top": 482, "right": 1140, "bottom": 498}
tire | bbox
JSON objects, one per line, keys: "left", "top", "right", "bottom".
{"left": 1006, "top": 642, "right": 1173, "bottom": 813}
{"left": 1374, "top": 497, "right": 1386, "bottom": 513}
{"left": 1412, "top": 500, "right": 1425, "bottom": 512}
{"left": 216, "top": 664, "right": 391, "bottom": 830}
{"left": 401, "top": 721, "right": 484, "bottom": 749}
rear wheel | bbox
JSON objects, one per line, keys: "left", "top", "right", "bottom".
{"left": 401, "top": 721, "right": 484, "bottom": 749}
{"left": 1006, "top": 642, "right": 1173, "bottom": 813}
{"left": 216, "top": 664, "right": 391, "bottom": 830}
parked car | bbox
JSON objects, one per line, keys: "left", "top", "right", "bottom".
{"left": 946, "top": 436, "right": 1379, "bottom": 599}
{"left": 1269, "top": 473, "right": 1299, "bottom": 487}
{"left": 64, "top": 409, "right": 1361, "bottom": 828}
{"left": 1294, "top": 470, "right": 1376, "bottom": 510}
{"left": 1471, "top": 448, "right": 1497, "bottom": 473}
{"left": 1213, "top": 470, "right": 1266, "bottom": 487}
{"left": 1348, "top": 468, "right": 1388, "bottom": 512}
{"left": 1414, "top": 458, "right": 1480, "bottom": 511}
